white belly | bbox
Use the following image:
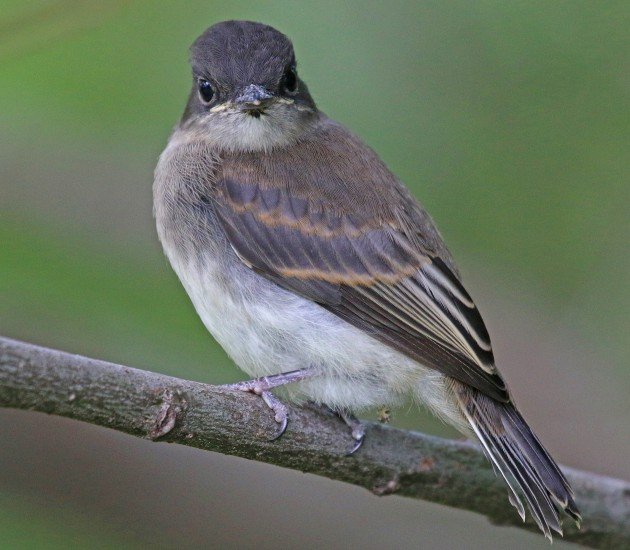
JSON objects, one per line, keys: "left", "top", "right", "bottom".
{"left": 166, "top": 245, "right": 440, "bottom": 411}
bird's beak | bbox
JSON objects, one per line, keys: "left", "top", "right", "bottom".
{"left": 235, "top": 84, "right": 274, "bottom": 112}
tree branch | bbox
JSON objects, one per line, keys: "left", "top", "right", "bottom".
{"left": 0, "top": 336, "right": 627, "bottom": 547}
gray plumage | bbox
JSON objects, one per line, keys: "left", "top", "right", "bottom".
{"left": 154, "top": 20, "right": 580, "bottom": 539}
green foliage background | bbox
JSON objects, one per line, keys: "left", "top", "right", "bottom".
{"left": 1, "top": 1, "right": 628, "bottom": 548}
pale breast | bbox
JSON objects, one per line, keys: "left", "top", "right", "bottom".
{"left": 153, "top": 131, "right": 447, "bottom": 414}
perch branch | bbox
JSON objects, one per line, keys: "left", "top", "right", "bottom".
{"left": 0, "top": 336, "right": 628, "bottom": 548}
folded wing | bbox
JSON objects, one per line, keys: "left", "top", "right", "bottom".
{"left": 214, "top": 175, "right": 508, "bottom": 402}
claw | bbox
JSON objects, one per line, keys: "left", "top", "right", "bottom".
{"left": 347, "top": 435, "right": 364, "bottom": 455}
{"left": 346, "top": 423, "right": 366, "bottom": 455}
{"left": 269, "top": 412, "right": 288, "bottom": 441}
{"left": 333, "top": 410, "right": 366, "bottom": 455}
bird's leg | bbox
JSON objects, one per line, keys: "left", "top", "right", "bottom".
{"left": 224, "top": 368, "right": 316, "bottom": 440}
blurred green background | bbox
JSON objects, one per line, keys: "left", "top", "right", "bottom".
{"left": 1, "top": 1, "right": 628, "bottom": 548}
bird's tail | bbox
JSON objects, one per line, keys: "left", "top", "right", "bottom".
{"left": 454, "top": 383, "right": 581, "bottom": 540}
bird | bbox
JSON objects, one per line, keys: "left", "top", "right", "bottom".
{"left": 153, "top": 20, "right": 581, "bottom": 539}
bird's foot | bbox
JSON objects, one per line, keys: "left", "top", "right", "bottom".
{"left": 310, "top": 403, "right": 366, "bottom": 455}
{"left": 224, "top": 368, "right": 315, "bottom": 440}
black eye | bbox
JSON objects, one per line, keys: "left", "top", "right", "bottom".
{"left": 282, "top": 66, "right": 298, "bottom": 94}
{"left": 198, "top": 79, "right": 214, "bottom": 103}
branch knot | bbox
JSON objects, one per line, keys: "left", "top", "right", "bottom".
{"left": 149, "top": 388, "right": 187, "bottom": 440}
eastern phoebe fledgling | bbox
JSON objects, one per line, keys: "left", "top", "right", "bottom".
{"left": 154, "top": 20, "right": 580, "bottom": 538}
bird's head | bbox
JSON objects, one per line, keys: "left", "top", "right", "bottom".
{"left": 182, "top": 20, "right": 318, "bottom": 152}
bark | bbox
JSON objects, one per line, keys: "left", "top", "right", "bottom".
{"left": 0, "top": 336, "right": 627, "bottom": 548}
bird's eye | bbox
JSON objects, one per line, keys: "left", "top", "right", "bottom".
{"left": 198, "top": 79, "right": 214, "bottom": 103}
{"left": 282, "top": 66, "right": 298, "bottom": 94}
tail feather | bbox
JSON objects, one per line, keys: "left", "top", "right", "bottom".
{"left": 461, "top": 394, "right": 560, "bottom": 538}
{"left": 455, "top": 383, "right": 581, "bottom": 539}
{"left": 502, "top": 406, "right": 576, "bottom": 502}
{"left": 502, "top": 405, "right": 582, "bottom": 524}
{"left": 477, "top": 442, "right": 527, "bottom": 522}
{"left": 494, "top": 425, "right": 562, "bottom": 536}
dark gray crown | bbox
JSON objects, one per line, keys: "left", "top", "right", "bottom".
{"left": 190, "top": 20, "right": 295, "bottom": 90}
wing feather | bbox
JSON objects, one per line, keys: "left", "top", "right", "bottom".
{"left": 213, "top": 155, "right": 509, "bottom": 401}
